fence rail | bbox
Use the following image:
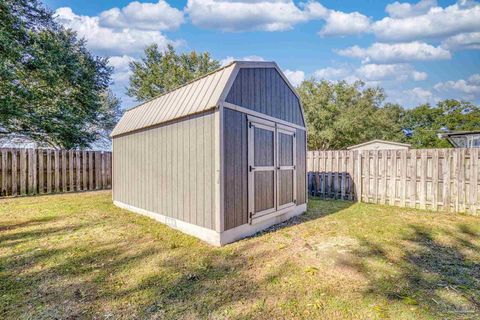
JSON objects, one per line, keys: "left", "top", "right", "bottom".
{"left": 0, "top": 148, "right": 112, "bottom": 197}
{"left": 307, "top": 148, "right": 479, "bottom": 215}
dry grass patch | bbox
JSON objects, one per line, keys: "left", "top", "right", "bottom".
{"left": 1, "top": 191, "right": 479, "bottom": 319}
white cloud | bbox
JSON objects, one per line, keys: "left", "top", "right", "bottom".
{"left": 337, "top": 41, "right": 451, "bottom": 63}
{"left": 434, "top": 74, "right": 480, "bottom": 97}
{"left": 356, "top": 63, "right": 427, "bottom": 82}
{"left": 385, "top": 0, "right": 437, "bottom": 18}
{"left": 109, "top": 55, "right": 135, "bottom": 83}
{"left": 185, "top": 0, "right": 308, "bottom": 32}
{"left": 314, "top": 67, "right": 351, "bottom": 80}
{"left": 319, "top": 10, "right": 371, "bottom": 36}
{"left": 99, "top": 1, "right": 184, "bottom": 31}
{"left": 441, "top": 32, "right": 480, "bottom": 50}
{"left": 412, "top": 71, "right": 428, "bottom": 81}
{"left": 185, "top": 0, "right": 370, "bottom": 36}
{"left": 372, "top": 2, "right": 480, "bottom": 41}
{"left": 387, "top": 87, "right": 437, "bottom": 107}
{"left": 55, "top": 7, "right": 181, "bottom": 55}
{"left": 314, "top": 63, "right": 426, "bottom": 84}
{"left": 469, "top": 73, "right": 480, "bottom": 84}
{"left": 220, "top": 55, "right": 265, "bottom": 66}
{"left": 284, "top": 69, "right": 305, "bottom": 86}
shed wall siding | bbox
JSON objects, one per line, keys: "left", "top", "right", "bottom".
{"left": 223, "top": 109, "right": 249, "bottom": 230}
{"left": 225, "top": 68, "right": 305, "bottom": 127}
{"left": 223, "top": 109, "right": 307, "bottom": 230}
{"left": 113, "top": 112, "right": 217, "bottom": 230}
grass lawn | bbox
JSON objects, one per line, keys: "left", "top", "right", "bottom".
{"left": 1, "top": 191, "right": 479, "bottom": 319}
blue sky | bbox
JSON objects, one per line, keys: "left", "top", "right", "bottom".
{"left": 44, "top": 0, "right": 480, "bottom": 109}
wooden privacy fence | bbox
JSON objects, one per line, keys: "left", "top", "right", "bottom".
{"left": 307, "top": 148, "right": 479, "bottom": 215}
{"left": 0, "top": 148, "right": 112, "bottom": 197}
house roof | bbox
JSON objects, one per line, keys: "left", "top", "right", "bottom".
{"left": 346, "top": 139, "right": 411, "bottom": 150}
{"left": 438, "top": 130, "right": 480, "bottom": 138}
{"left": 111, "top": 60, "right": 301, "bottom": 138}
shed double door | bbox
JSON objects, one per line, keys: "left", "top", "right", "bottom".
{"left": 247, "top": 116, "right": 296, "bottom": 223}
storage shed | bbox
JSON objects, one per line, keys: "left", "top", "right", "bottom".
{"left": 111, "top": 61, "right": 307, "bottom": 246}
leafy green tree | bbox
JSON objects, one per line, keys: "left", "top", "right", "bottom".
{"left": 127, "top": 44, "right": 221, "bottom": 101}
{"left": 402, "top": 99, "right": 480, "bottom": 148}
{"left": 297, "top": 79, "right": 405, "bottom": 150}
{"left": 0, "top": 0, "right": 121, "bottom": 149}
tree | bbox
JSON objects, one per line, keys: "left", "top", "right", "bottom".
{"left": 402, "top": 99, "right": 480, "bottom": 148}
{"left": 0, "top": 0, "right": 121, "bottom": 149}
{"left": 127, "top": 44, "right": 221, "bottom": 101}
{"left": 297, "top": 79, "right": 405, "bottom": 150}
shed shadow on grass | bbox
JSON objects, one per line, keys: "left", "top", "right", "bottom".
{"left": 242, "top": 197, "right": 354, "bottom": 241}
{"left": 338, "top": 223, "right": 480, "bottom": 318}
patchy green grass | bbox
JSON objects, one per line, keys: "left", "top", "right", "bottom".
{"left": 1, "top": 191, "right": 479, "bottom": 319}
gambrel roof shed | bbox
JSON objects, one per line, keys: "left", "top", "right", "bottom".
{"left": 111, "top": 61, "right": 307, "bottom": 246}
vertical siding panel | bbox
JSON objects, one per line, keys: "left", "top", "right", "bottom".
{"left": 183, "top": 120, "right": 190, "bottom": 221}
{"left": 172, "top": 123, "right": 178, "bottom": 219}
{"left": 197, "top": 117, "right": 205, "bottom": 226}
{"left": 189, "top": 118, "right": 196, "bottom": 224}
{"left": 204, "top": 116, "right": 213, "bottom": 229}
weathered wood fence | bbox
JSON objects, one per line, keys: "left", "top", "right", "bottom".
{"left": 0, "top": 148, "right": 112, "bottom": 197}
{"left": 307, "top": 148, "right": 479, "bottom": 214}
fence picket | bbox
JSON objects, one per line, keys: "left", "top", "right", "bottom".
{"left": 38, "top": 150, "right": 44, "bottom": 194}
{"left": 1, "top": 149, "right": 7, "bottom": 196}
{"left": 20, "top": 149, "right": 27, "bottom": 195}
{"left": 432, "top": 149, "right": 439, "bottom": 211}
{"left": 62, "top": 150, "right": 67, "bottom": 192}
{"left": 470, "top": 148, "right": 478, "bottom": 214}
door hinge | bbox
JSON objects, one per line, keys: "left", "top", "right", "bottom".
{"left": 249, "top": 122, "right": 253, "bottom": 128}
{"left": 294, "top": 199, "right": 297, "bottom": 204}
{"left": 249, "top": 165, "right": 255, "bottom": 172}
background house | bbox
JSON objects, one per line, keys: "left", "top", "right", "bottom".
{"left": 347, "top": 139, "right": 411, "bottom": 151}
{"left": 438, "top": 131, "right": 480, "bottom": 148}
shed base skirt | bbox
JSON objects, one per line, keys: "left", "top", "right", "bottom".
{"left": 113, "top": 200, "right": 307, "bottom": 246}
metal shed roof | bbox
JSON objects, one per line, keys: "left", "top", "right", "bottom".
{"left": 111, "top": 62, "right": 237, "bottom": 137}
